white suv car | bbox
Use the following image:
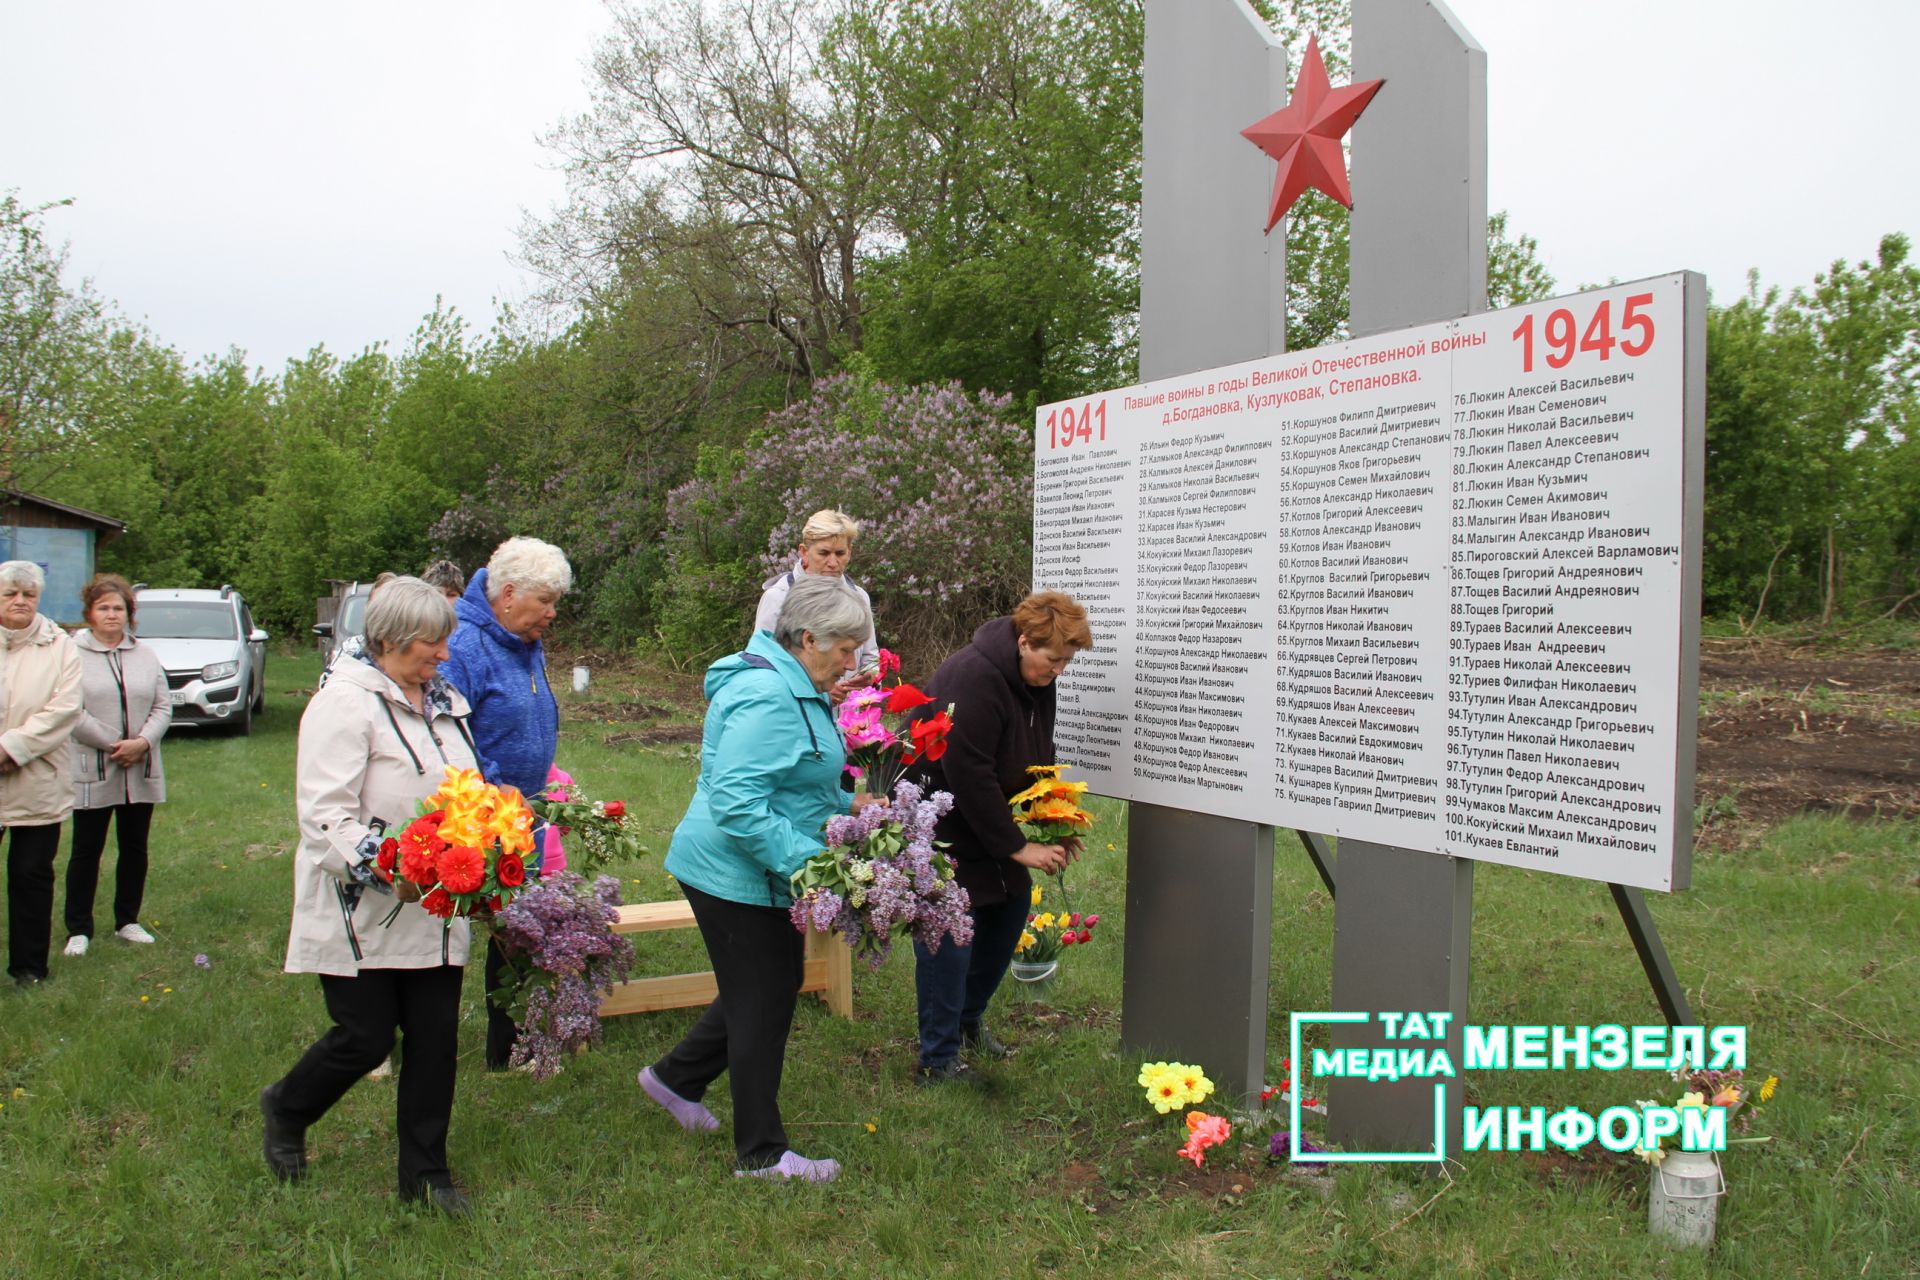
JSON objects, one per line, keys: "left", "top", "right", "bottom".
{"left": 134, "top": 586, "right": 269, "bottom": 735}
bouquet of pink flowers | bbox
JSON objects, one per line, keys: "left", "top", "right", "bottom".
{"left": 836, "top": 649, "right": 953, "bottom": 796}
{"left": 789, "top": 780, "right": 973, "bottom": 968}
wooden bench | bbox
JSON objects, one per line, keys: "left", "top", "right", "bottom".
{"left": 599, "top": 899, "right": 853, "bottom": 1020}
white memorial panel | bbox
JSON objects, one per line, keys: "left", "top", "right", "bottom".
{"left": 1034, "top": 274, "right": 1699, "bottom": 891}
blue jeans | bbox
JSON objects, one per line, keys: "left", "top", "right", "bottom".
{"left": 913, "top": 894, "right": 1029, "bottom": 1068}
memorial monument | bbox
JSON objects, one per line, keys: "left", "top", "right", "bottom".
{"left": 1035, "top": 0, "right": 1705, "bottom": 1157}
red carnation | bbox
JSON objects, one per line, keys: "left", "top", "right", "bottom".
{"left": 376, "top": 837, "right": 398, "bottom": 875}
{"left": 398, "top": 840, "right": 439, "bottom": 886}
{"left": 496, "top": 853, "right": 526, "bottom": 889}
{"left": 884, "top": 683, "right": 935, "bottom": 714}
{"left": 603, "top": 800, "right": 626, "bottom": 820}
{"left": 421, "top": 888, "right": 456, "bottom": 919}
{"left": 437, "top": 845, "right": 486, "bottom": 895}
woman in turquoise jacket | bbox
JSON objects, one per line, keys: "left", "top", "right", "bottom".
{"left": 639, "top": 575, "right": 876, "bottom": 1182}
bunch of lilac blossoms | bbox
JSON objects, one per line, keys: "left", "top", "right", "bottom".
{"left": 491, "top": 873, "right": 636, "bottom": 1081}
{"left": 790, "top": 780, "right": 972, "bottom": 969}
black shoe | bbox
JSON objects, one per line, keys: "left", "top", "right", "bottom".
{"left": 961, "top": 1022, "right": 1011, "bottom": 1059}
{"left": 259, "top": 1084, "right": 308, "bottom": 1183}
{"left": 13, "top": 974, "right": 45, "bottom": 990}
{"left": 916, "top": 1059, "right": 983, "bottom": 1088}
{"left": 402, "top": 1183, "right": 473, "bottom": 1217}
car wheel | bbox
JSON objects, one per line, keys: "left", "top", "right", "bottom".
{"left": 231, "top": 699, "right": 254, "bottom": 737}
{"left": 252, "top": 677, "right": 265, "bottom": 715}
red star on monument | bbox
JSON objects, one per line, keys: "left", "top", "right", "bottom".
{"left": 1240, "top": 34, "right": 1385, "bottom": 233}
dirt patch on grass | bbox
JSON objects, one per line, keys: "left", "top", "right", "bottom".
{"left": 1695, "top": 638, "right": 1919, "bottom": 842}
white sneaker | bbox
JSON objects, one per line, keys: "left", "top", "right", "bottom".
{"left": 64, "top": 935, "right": 90, "bottom": 957}
{"left": 115, "top": 923, "right": 156, "bottom": 944}
{"left": 366, "top": 1056, "right": 394, "bottom": 1080}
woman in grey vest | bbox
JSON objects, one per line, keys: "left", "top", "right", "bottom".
{"left": 64, "top": 573, "right": 171, "bottom": 954}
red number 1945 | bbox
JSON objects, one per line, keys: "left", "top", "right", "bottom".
{"left": 1046, "top": 400, "right": 1107, "bottom": 449}
{"left": 1511, "top": 292, "right": 1655, "bottom": 373}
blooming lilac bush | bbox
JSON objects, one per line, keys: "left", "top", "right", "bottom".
{"left": 789, "top": 780, "right": 973, "bottom": 968}
{"left": 490, "top": 873, "right": 637, "bottom": 1081}
{"left": 658, "top": 372, "right": 1034, "bottom": 665}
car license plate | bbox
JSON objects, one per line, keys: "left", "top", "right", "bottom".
{"left": 170, "top": 690, "right": 193, "bottom": 705}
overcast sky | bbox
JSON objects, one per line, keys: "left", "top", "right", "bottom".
{"left": 3, "top": 1, "right": 1915, "bottom": 374}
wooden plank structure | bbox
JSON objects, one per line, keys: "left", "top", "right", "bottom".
{"left": 600, "top": 899, "right": 854, "bottom": 1020}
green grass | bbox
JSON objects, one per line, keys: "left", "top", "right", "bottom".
{"left": 1, "top": 650, "right": 1915, "bottom": 1277}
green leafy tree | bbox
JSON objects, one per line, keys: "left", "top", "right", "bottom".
{"left": 856, "top": 0, "right": 1145, "bottom": 402}
{"left": 0, "top": 192, "right": 133, "bottom": 490}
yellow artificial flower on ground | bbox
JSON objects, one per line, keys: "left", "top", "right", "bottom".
{"left": 1759, "top": 1075, "right": 1779, "bottom": 1102}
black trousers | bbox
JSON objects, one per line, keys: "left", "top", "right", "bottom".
{"left": 64, "top": 803, "right": 155, "bottom": 939}
{"left": 651, "top": 884, "right": 807, "bottom": 1168}
{"left": 483, "top": 936, "right": 518, "bottom": 1069}
{"left": 269, "top": 965, "right": 465, "bottom": 1192}
{"left": 5, "top": 823, "right": 64, "bottom": 982}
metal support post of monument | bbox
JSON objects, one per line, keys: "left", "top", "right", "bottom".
{"left": 1326, "top": 0, "right": 1487, "bottom": 1160}
{"left": 1123, "top": 0, "right": 1289, "bottom": 1104}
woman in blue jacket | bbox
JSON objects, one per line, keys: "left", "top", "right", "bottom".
{"left": 438, "top": 535, "right": 571, "bottom": 1070}
{"left": 638, "top": 575, "right": 876, "bottom": 1182}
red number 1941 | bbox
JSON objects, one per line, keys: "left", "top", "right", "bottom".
{"left": 1511, "top": 292, "right": 1655, "bottom": 373}
{"left": 1046, "top": 400, "right": 1106, "bottom": 449}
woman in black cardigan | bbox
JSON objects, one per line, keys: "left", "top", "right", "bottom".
{"left": 909, "top": 591, "right": 1092, "bottom": 1083}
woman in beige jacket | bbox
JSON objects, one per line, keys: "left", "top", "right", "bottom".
{"left": 0, "top": 560, "right": 84, "bottom": 987}
{"left": 259, "top": 577, "right": 482, "bottom": 1216}
{"left": 63, "top": 573, "right": 171, "bottom": 955}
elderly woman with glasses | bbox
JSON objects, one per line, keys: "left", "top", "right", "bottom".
{"left": 636, "top": 575, "right": 882, "bottom": 1182}
{"left": 0, "top": 560, "right": 84, "bottom": 988}
{"left": 439, "top": 535, "right": 572, "bottom": 1070}
{"left": 259, "top": 577, "right": 484, "bottom": 1216}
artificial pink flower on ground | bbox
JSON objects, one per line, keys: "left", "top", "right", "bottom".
{"left": 1178, "top": 1112, "right": 1232, "bottom": 1167}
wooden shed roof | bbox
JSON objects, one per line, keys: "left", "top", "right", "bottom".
{"left": 2, "top": 490, "right": 127, "bottom": 541}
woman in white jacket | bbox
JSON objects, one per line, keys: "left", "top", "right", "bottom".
{"left": 259, "top": 577, "right": 482, "bottom": 1216}
{"left": 752, "top": 508, "right": 880, "bottom": 683}
{"left": 0, "top": 560, "right": 83, "bottom": 988}
{"left": 63, "top": 574, "right": 171, "bottom": 955}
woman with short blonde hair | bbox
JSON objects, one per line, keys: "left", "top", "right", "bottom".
{"left": 752, "top": 508, "right": 878, "bottom": 680}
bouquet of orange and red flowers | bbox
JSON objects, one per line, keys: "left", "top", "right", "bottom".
{"left": 836, "top": 647, "right": 953, "bottom": 796}
{"left": 375, "top": 766, "right": 538, "bottom": 924}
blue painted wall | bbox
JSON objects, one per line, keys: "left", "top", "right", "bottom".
{"left": 1, "top": 526, "right": 96, "bottom": 624}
